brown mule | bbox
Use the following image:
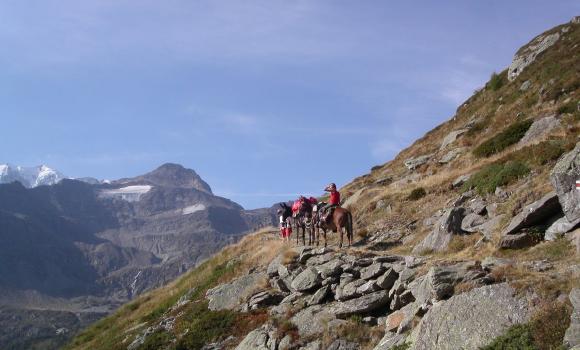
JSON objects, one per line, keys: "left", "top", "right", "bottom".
{"left": 313, "top": 206, "right": 353, "bottom": 248}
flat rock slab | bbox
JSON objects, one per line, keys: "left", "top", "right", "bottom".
{"left": 329, "top": 290, "right": 390, "bottom": 318}
{"left": 518, "top": 115, "right": 562, "bottom": 146}
{"left": 206, "top": 272, "right": 266, "bottom": 311}
{"left": 502, "top": 192, "right": 561, "bottom": 235}
{"left": 411, "top": 284, "right": 532, "bottom": 350}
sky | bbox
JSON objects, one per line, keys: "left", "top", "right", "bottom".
{"left": 0, "top": 1, "right": 578, "bottom": 209}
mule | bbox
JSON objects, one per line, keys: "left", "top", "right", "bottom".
{"left": 295, "top": 199, "right": 315, "bottom": 245}
{"left": 313, "top": 204, "right": 353, "bottom": 248}
{"left": 277, "top": 203, "right": 293, "bottom": 241}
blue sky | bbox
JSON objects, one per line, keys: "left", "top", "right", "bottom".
{"left": 1, "top": 1, "right": 578, "bottom": 209}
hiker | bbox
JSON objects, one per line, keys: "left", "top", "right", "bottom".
{"left": 321, "top": 183, "right": 340, "bottom": 222}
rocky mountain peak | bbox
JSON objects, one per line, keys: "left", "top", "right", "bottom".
{"left": 117, "top": 163, "right": 213, "bottom": 194}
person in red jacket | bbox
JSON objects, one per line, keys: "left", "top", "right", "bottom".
{"left": 321, "top": 183, "right": 340, "bottom": 222}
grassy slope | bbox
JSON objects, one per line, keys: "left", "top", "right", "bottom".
{"left": 67, "top": 20, "right": 580, "bottom": 350}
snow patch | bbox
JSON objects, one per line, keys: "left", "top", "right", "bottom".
{"left": 99, "top": 185, "right": 152, "bottom": 202}
{"left": 182, "top": 204, "right": 206, "bottom": 215}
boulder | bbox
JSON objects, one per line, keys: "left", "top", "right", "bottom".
{"left": 508, "top": 32, "right": 560, "bottom": 81}
{"left": 550, "top": 142, "right": 580, "bottom": 223}
{"left": 308, "top": 285, "right": 331, "bottom": 306}
{"left": 502, "top": 192, "right": 561, "bottom": 235}
{"left": 291, "top": 267, "right": 322, "bottom": 292}
{"left": 518, "top": 115, "right": 562, "bottom": 146}
{"left": 316, "top": 259, "right": 344, "bottom": 279}
{"left": 404, "top": 154, "right": 433, "bottom": 171}
{"left": 300, "top": 341, "right": 322, "bottom": 350}
{"left": 390, "top": 290, "right": 415, "bottom": 310}
{"left": 409, "top": 261, "right": 487, "bottom": 305}
{"left": 452, "top": 174, "right": 471, "bottom": 188}
{"left": 411, "top": 284, "right": 532, "bottom": 350}
{"left": 356, "top": 280, "right": 380, "bottom": 295}
{"left": 564, "top": 288, "right": 580, "bottom": 348}
{"left": 326, "top": 339, "right": 360, "bottom": 350}
{"left": 545, "top": 216, "right": 580, "bottom": 241}
{"left": 291, "top": 305, "right": 335, "bottom": 337}
{"left": 461, "top": 213, "right": 486, "bottom": 233}
{"left": 329, "top": 290, "right": 390, "bottom": 318}
{"left": 247, "top": 291, "right": 285, "bottom": 310}
{"left": 360, "top": 263, "right": 387, "bottom": 280}
{"left": 519, "top": 80, "right": 531, "bottom": 91}
{"left": 376, "top": 268, "right": 399, "bottom": 291}
{"left": 339, "top": 279, "right": 366, "bottom": 300}
{"left": 413, "top": 208, "right": 466, "bottom": 253}
{"left": 499, "top": 233, "right": 536, "bottom": 249}
{"left": 235, "top": 324, "right": 277, "bottom": 350}
{"left": 440, "top": 129, "right": 468, "bottom": 150}
{"left": 479, "top": 214, "right": 505, "bottom": 240}
{"left": 267, "top": 255, "right": 283, "bottom": 277}
{"left": 206, "top": 272, "right": 267, "bottom": 311}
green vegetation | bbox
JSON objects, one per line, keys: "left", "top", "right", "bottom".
{"left": 463, "top": 161, "right": 530, "bottom": 195}
{"left": 557, "top": 100, "right": 578, "bottom": 115}
{"left": 480, "top": 324, "right": 536, "bottom": 350}
{"left": 481, "top": 302, "right": 571, "bottom": 350}
{"left": 173, "top": 302, "right": 237, "bottom": 350}
{"left": 473, "top": 119, "right": 533, "bottom": 158}
{"left": 488, "top": 71, "right": 505, "bottom": 91}
{"left": 407, "top": 187, "right": 427, "bottom": 201}
{"left": 139, "top": 330, "right": 172, "bottom": 350}
{"left": 391, "top": 343, "right": 411, "bottom": 350}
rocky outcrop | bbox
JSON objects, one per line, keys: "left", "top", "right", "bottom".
{"left": 235, "top": 324, "right": 278, "bottom": 350}
{"left": 501, "top": 192, "right": 561, "bottom": 235}
{"left": 518, "top": 115, "right": 562, "bottom": 146}
{"left": 440, "top": 129, "right": 468, "bottom": 150}
{"left": 206, "top": 272, "right": 266, "bottom": 311}
{"left": 404, "top": 154, "right": 433, "bottom": 171}
{"left": 508, "top": 32, "right": 560, "bottom": 81}
{"left": 291, "top": 267, "right": 322, "bottom": 292}
{"left": 545, "top": 216, "right": 580, "bottom": 241}
{"left": 565, "top": 288, "right": 580, "bottom": 349}
{"left": 411, "top": 284, "right": 532, "bottom": 350}
{"left": 550, "top": 142, "right": 580, "bottom": 223}
{"left": 413, "top": 208, "right": 466, "bottom": 253}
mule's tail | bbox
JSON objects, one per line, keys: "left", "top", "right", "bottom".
{"left": 346, "top": 211, "right": 354, "bottom": 241}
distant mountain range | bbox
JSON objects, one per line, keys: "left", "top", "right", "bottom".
{"left": 0, "top": 163, "right": 278, "bottom": 349}
{"left": 0, "top": 164, "right": 66, "bottom": 187}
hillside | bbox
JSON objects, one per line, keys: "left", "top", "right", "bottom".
{"left": 0, "top": 164, "right": 277, "bottom": 350}
{"left": 66, "top": 17, "right": 579, "bottom": 350}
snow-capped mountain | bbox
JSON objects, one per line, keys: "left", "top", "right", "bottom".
{"left": 0, "top": 164, "right": 66, "bottom": 187}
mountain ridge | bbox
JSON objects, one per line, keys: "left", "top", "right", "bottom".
{"left": 64, "top": 16, "right": 579, "bottom": 350}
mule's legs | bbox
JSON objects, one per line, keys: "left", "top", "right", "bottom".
{"left": 338, "top": 226, "right": 344, "bottom": 248}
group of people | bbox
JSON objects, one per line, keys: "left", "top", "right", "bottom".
{"left": 278, "top": 182, "right": 341, "bottom": 241}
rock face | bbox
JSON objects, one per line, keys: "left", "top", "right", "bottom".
{"left": 565, "top": 288, "right": 580, "bottom": 349}
{"left": 545, "top": 216, "right": 580, "bottom": 240}
{"left": 502, "top": 192, "right": 561, "bottom": 235}
{"left": 413, "top": 208, "right": 466, "bottom": 253}
{"left": 206, "top": 273, "right": 266, "bottom": 311}
{"left": 508, "top": 32, "right": 560, "bottom": 81}
{"left": 499, "top": 233, "right": 536, "bottom": 249}
{"left": 404, "top": 154, "right": 432, "bottom": 171}
{"left": 411, "top": 284, "right": 532, "bottom": 350}
{"left": 517, "top": 115, "right": 562, "bottom": 146}
{"left": 550, "top": 142, "right": 580, "bottom": 223}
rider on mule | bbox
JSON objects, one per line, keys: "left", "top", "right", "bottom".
{"left": 321, "top": 183, "right": 340, "bottom": 223}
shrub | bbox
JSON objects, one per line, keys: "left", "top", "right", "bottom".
{"left": 488, "top": 72, "right": 505, "bottom": 91}
{"left": 407, "top": 187, "right": 427, "bottom": 201}
{"left": 473, "top": 119, "right": 533, "bottom": 158}
{"left": 391, "top": 343, "right": 411, "bottom": 350}
{"left": 529, "top": 302, "right": 571, "bottom": 350}
{"left": 557, "top": 100, "right": 577, "bottom": 114}
{"left": 463, "top": 161, "right": 530, "bottom": 195}
{"left": 480, "top": 324, "right": 536, "bottom": 350}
